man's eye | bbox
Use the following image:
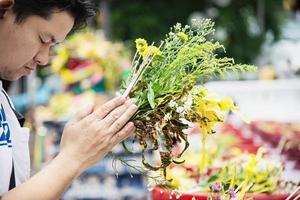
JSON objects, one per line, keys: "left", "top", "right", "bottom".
{"left": 39, "top": 37, "right": 46, "bottom": 44}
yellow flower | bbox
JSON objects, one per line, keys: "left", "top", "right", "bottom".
{"left": 219, "top": 97, "right": 238, "bottom": 111}
{"left": 199, "top": 88, "right": 208, "bottom": 96}
{"left": 142, "top": 45, "right": 161, "bottom": 59}
{"left": 196, "top": 101, "right": 223, "bottom": 123}
{"left": 135, "top": 38, "right": 148, "bottom": 54}
{"left": 51, "top": 47, "right": 69, "bottom": 72}
{"left": 177, "top": 32, "right": 188, "bottom": 43}
{"left": 49, "top": 93, "right": 72, "bottom": 117}
{"left": 51, "top": 56, "right": 67, "bottom": 72}
{"left": 77, "top": 42, "right": 97, "bottom": 58}
{"left": 245, "top": 154, "right": 257, "bottom": 175}
{"left": 57, "top": 46, "right": 69, "bottom": 59}
{"left": 166, "top": 167, "right": 188, "bottom": 188}
{"left": 60, "top": 69, "right": 75, "bottom": 84}
{"left": 135, "top": 38, "right": 148, "bottom": 46}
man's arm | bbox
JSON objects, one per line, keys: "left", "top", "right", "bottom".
{"left": 2, "top": 96, "right": 137, "bottom": 200}
{"left": 2, "top": 152, "right": 80, "bottom": 200}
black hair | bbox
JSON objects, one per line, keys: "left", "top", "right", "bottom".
{"left": 12, "top": 0, "right": 97, "bottom": 32}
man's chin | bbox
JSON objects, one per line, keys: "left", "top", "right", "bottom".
{"left": 0, "top": 75, "right": 23, "bottom": 81}
{"left": 12, "top": 75, "right": 25, "bottom": 81}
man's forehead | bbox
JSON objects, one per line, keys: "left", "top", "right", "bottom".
{"left": 36, "top": 11, "right": 75, "bottom": 42}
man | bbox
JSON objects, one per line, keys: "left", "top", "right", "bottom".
{"left": 0, "top": 0, "right": 137, "bottom": 199}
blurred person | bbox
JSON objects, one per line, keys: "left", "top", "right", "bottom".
{"left": 0, "top": 1, "right": 137, "bottom": 199}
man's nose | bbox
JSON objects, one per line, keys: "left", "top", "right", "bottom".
{"left": 34, "top": 45, "right": 50, "bottom": 66}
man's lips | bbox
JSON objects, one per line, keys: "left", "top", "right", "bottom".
{"left": 25, "top": 66, "right": 35, "bottom": 70}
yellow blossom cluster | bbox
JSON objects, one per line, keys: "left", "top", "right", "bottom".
{"left": 192, "top": 88, "right": 238, "bottom": 171}
{"left": 135, "top": 38, "right": 161, "bottom": 59}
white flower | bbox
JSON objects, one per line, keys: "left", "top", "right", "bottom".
{"left": 183, "top": 95, "right": 193, "bottom": 110}
{"left": 179, "top": 118, "right": 194, "bottom": 127}
{"left": 191, "top": 85, "right": 202, "bottom": 95}
{"left": 181, "top": 96, "right": 187, "bottom": 102}
{"left": 176, "top": 106, "right": 184, "bottom": 114}
{"left": 169, "top": 100, "right": 177, "bottom": 108}
{"left": 163, "top": 113, "right": 172, "bottom": 121}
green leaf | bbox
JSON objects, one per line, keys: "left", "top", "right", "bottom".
{"left": 122, "top": 141, "right": 133, "bottom": 153}
{"left": 147, "top": 84, "right": 155, "bottom": 109}
{"left": 207, "top": 174, "right": 219, "bottom": 183}
{"left": 172, "top": 159, "right": 185, "bottom": 164}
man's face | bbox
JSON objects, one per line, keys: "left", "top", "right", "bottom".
{"left": 0, "top": 9, "right": 74, "bottom": 80}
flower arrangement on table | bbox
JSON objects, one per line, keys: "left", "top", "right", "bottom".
{"left": 200, "top": 148, "right": 283, "bottom": 199}
{"left": 150, "top": 123, "right": 299, "bottom": 200}
{"left": 43, "top": 31, "right": 131, "bottom": 119}
{"left": 51, "top": 30, "right": 131, "bottom": 94}
{"left": 156, "top": 146, "right": 285, "bottom": 200}
{"left": 152, "top": 133, "right": 286, "bottom": 200}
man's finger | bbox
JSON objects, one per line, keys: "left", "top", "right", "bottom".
{"left": 100, "top": 98, "right": 136, "bottom": 127}
{"left": 70, "top": 103, "right": 94, "bottom": 123}
{"left": 90, "top": 96, "right": 126, "bottom": 121}
{"left": 106, "top": 104, "right": 137, "bottom": 134}
{"left": 109, "top": 122, "right": 135, "bottom": 148}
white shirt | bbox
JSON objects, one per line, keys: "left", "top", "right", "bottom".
{"left": 0, "top": 81, "right": 30, "bottom": 195}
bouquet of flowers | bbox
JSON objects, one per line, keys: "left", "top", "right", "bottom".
{"left": 120, "top": 19, "right": 256, "bottom": 177}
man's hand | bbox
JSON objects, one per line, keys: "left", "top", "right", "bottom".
{"left": 1, "top": 96, "right": 137, "bottom": 200}
{"left": 59, "top": 96, "right": 137, "bottom": 174}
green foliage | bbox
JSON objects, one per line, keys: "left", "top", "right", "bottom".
{"left": 123, "top": 19, "right": 255, "bottom": 119}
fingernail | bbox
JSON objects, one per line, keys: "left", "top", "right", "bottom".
{"left": 125, "top": 98, "right": 136, "bottom": 105}
{"left": 119, "top": 96, "right": 126, "bottom": 103}
{"left": 131, "top": 127, "right": 136, "bottom": 134}
{"left": 129, "top": 122, "right": 135, "bottom": 129}
{"left": 125, "top": 122, "right": 132, "bottom": 129}
{"left": 130, "top": 104, "right": 138, "bottom": 111}
{"left": 130, "top": 98, "right": 137, "bottom": 104}
{"left": 125, "top": 98, "right": 131, "bottom": 104}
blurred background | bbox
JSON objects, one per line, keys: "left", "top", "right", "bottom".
{"left": 3, "top": 0, "right": 300, "bottom": 199}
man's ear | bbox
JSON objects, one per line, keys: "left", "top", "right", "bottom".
{"left": 0, "top": 0, "right": 14, "bottom": 9}
{"left": 0, "top": 0, "right": 14, "bottom": 19}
